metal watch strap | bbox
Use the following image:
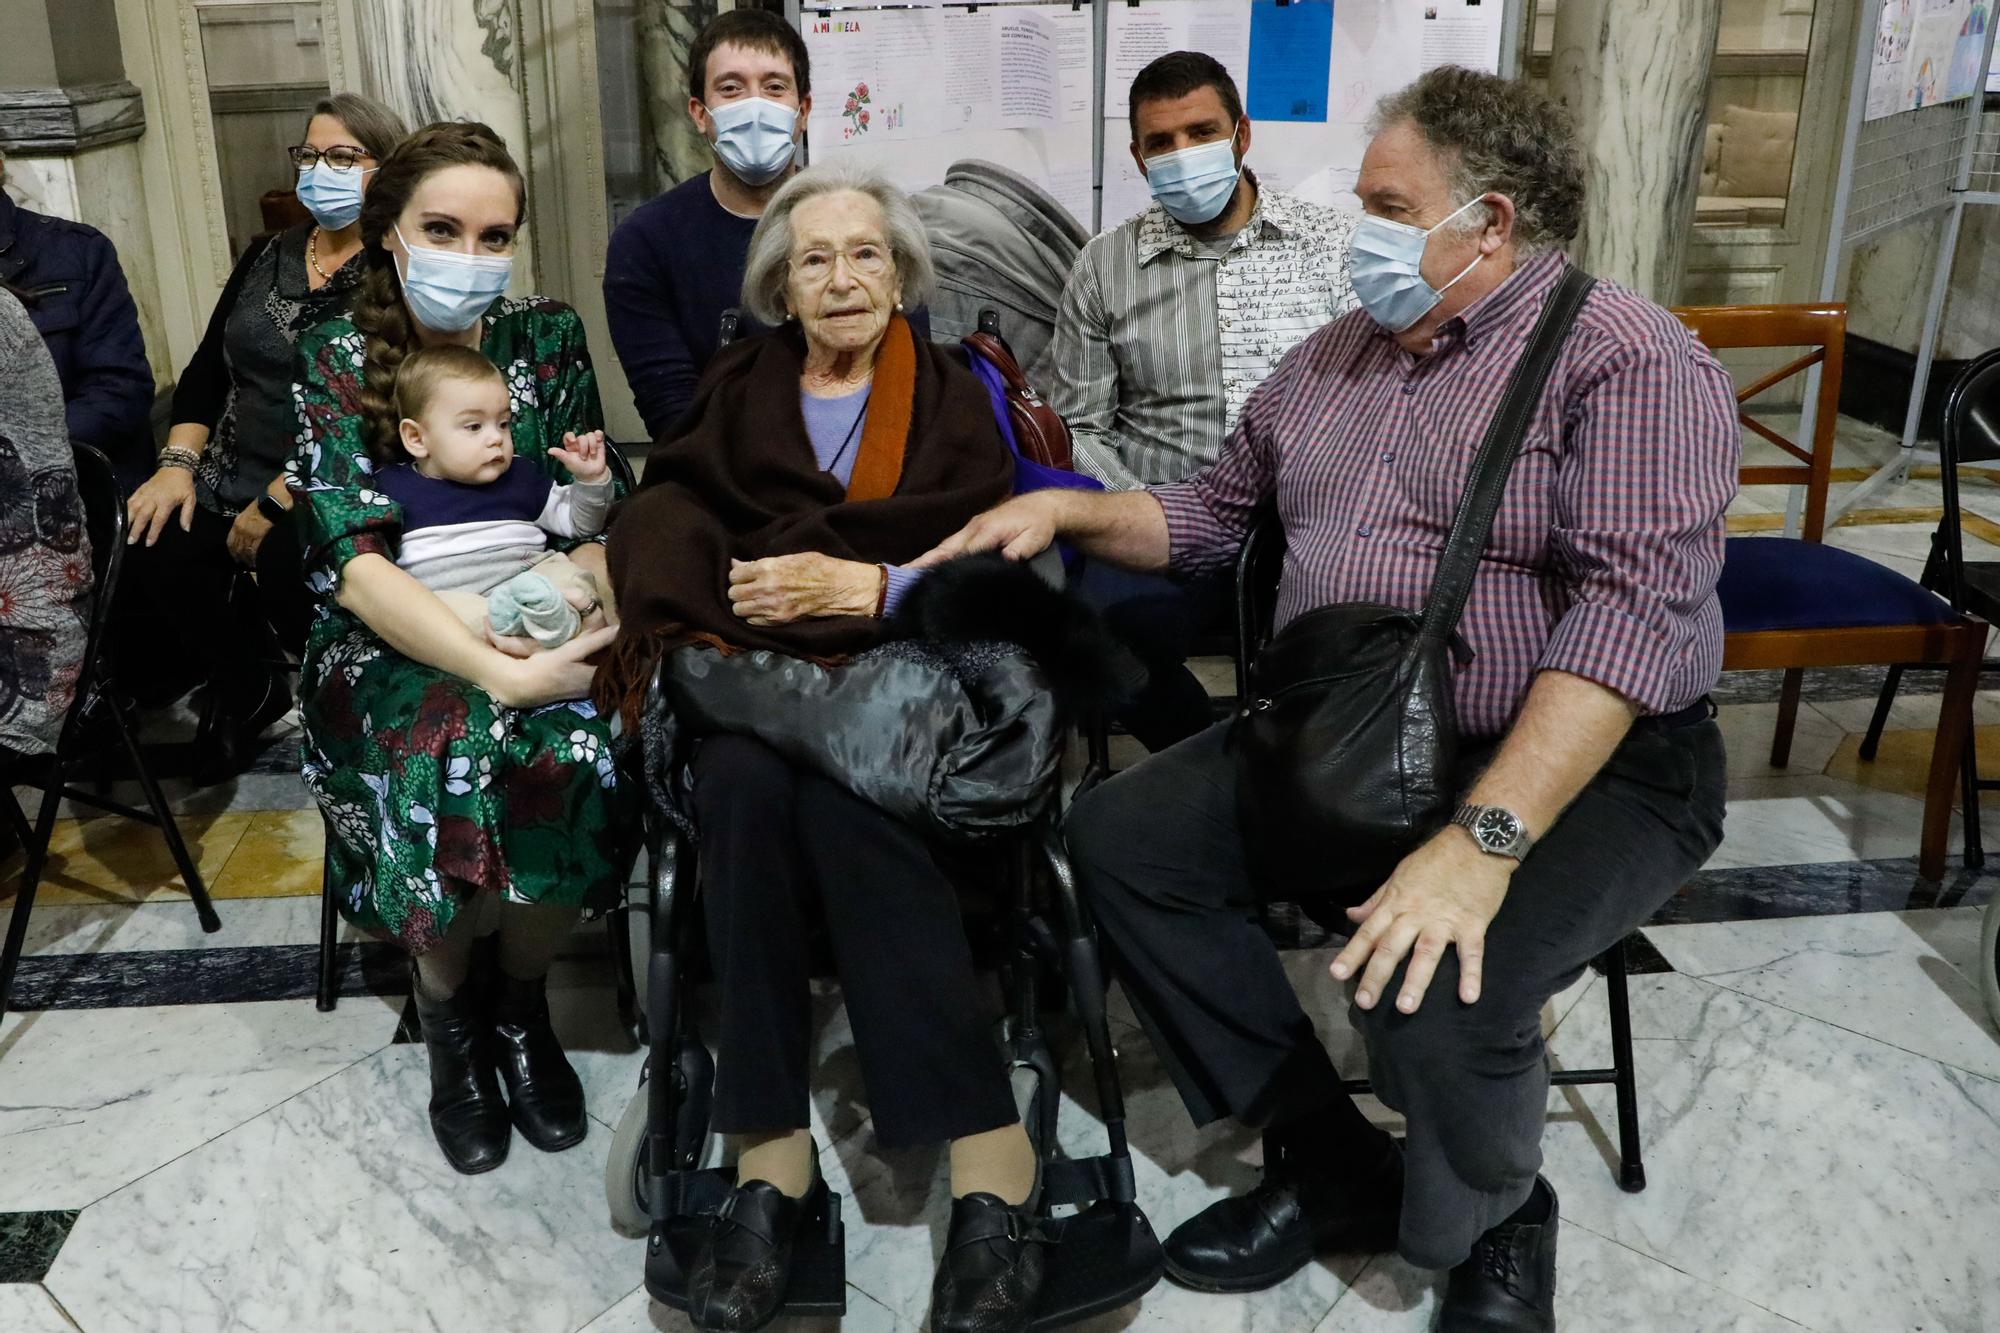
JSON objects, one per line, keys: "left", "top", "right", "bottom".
{"left": 1451, "top": 802, "right": 1532, "bottom": 860}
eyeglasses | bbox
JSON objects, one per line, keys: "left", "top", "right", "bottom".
{"left": 789, "top": 244, "right": 892, "bottom": 284}
{"left": 289, "top": 144, "right": 374, "bottom": 172}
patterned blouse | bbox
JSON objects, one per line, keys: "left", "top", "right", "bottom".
{"left": 0, "top": 291, "right": 92, "bottom": 755}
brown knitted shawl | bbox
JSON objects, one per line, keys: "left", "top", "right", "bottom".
{"left": 596, "top": 315, "right": 1014, "bottom": 723}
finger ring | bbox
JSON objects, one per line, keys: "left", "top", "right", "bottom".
{"left": 577, "top": 596, "right": 602, "bottom": 615}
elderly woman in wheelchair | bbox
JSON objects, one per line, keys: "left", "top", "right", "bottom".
{"left": 600, "top": 162, "right": 1143, "bottom": 1333}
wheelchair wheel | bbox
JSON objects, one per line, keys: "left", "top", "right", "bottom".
{"left": 605, "top": 1079, "right": 651, "bottom": 1237}
{"left": 1982, "top": 893, "right": 2000, "bottom": 1032}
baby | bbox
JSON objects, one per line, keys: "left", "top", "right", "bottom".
{"left": 372, "top": 343, "right": 614, "bottom": 651}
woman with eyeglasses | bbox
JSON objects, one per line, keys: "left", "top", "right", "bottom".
{"left": 118, "top": 92, "right": 408, "bottom": 781}
{"left": 599, "top": 163, "right": 1041, "bottom": 1333}
{"left": 291, "top": 120, "right": 633, "bottom": 1177}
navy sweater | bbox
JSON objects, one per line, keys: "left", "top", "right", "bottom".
{"left": 603, "top": 175, "right": 762, "bottom": 443}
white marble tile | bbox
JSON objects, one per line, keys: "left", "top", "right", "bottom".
{"left": 1715, "top": 700, "right": 1847, "bottom": 779}
{"left": 1311, "top": 1224, "right": 1807, "bottom": 1331}
{"left": 43, "top": 1045, "right": 642, "bottom": 1333}
{"left": 1540, "top": 971, "right": 2000, "bottom": 1333}
{"left": 1705, "top": 773, "right": 1952, "bottom": 869}
{"left": 15, "top": 897, "right": 364, "bottom": 957}
{"left": 0, "top": 1284, "right": 77, "bottom": 1333}
{"left": 1643, "top": 910, "right": 2000, "bottom": 1079}
{"left": 575, "top": 1280, "right": 912, "bottom": 1332}
{"left": 0, "top": 997, "right": 399, "bottom": 1211}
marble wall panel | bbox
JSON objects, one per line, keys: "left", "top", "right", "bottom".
{"left": 350, "top": 0, "right": 538, "bottom": 284}
{"left": 1548, "top": 0, "right": 1719, "bottom": 302}
{"left": 636, "top": 0, "right": 719, "bottom": 193}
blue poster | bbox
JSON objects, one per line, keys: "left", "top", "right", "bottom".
{"left": 1247, "top": 0, "right": 1334, "bottom": 123}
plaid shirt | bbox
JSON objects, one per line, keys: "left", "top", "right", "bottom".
{"left": 1154, "top": 251, "right": 1739, "bottom": 738}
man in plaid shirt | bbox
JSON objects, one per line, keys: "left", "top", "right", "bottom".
{"left": 920, "top": 68, "right": 1737, "bottom": 1332}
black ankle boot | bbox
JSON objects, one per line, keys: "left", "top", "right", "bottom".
{"left": 1439, "top": 1177, "right": 1559, "bottom": 1332}
{"left": 688, "top": 1157, "right": 824, "bottom": 1332}
{"left": 930, "top": 1192, "right": 1049, "bottom": 1333}
{"left": 491, "top": 970, "right": 587, "bottom": 1151}
{"left": 411, "top": 966, "right": 511, "bottom": 1175}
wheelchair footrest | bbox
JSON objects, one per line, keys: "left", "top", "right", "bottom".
{"left": 642, "top": 1167, "right": 847, "bottom": 1319}
{"left": 1028, "top": 1199, "right": 1165, "bottom": 1331}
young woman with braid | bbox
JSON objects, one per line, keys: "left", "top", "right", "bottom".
{"left": 289, "top": 121, "right": 634, "bottom": 1174}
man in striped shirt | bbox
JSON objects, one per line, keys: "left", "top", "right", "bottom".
{"left": 1054, "top": 51, "right": 1359, "bottom": 751}
{"left": 921, "top": 68, "right": 1737, "bottom": 1332}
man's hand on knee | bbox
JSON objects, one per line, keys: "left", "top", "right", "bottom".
{"left": 1330, "top": 829, "right": 1513, "bottom": 1012}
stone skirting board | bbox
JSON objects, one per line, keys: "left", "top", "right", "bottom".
{"left": 0, "top": 81, "right": 147, "bottom": 155}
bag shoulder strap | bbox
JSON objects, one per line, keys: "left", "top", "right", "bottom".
{"left": 1417, "top": 264, "right": 1597, "bottom": 645}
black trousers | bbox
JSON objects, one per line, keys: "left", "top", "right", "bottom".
{"left": 114, "top": 503, "right": 310, "bottom": 708}
{"left": 689, "top": 734, "right": 1019, "bottom": 1149}
{"left": 1066, "top": 714, "right": 1726, "bottom": 1269}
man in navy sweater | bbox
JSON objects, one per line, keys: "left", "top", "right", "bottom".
{"left": 603, "top": 9, "right": 811, "bottom": 441}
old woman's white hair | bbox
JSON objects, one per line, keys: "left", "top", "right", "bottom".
{"left": 739, "top": 162, "right": 936, "bottom": 326}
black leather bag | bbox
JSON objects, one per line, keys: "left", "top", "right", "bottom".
{"left": 1232, "top": 266, "right": 1598, "bottom": 891}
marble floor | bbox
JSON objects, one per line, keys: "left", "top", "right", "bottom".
{"left": 2, "top": 418, "right": 1997, "bottom": 1332}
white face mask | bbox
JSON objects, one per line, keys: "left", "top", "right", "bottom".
{"left": 1346, "top": 196, "right": 1487, "bottom": 333}
{"left": 393, "top": 224, "right": 513, "bottom": 333}
{"left": 705, "top": 96, "right": 800, "bottom": 186}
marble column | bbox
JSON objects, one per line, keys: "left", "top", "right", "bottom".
{"left": 0, "top": 0, "right": 172, "bottom": 389}
{"left": 637, "top": 0, "right": 719, "bottom": 193}
{"left": 346, "top": 0, "right": 538, "bottom": 284}
{"left": 1546, "top": 0, "right": 1720, "bottom": 303}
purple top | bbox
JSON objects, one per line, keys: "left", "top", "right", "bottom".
{"left": 800, "top": 385, "right": 918, "bottom": 614}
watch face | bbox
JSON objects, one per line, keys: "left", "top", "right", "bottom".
{"left": 1474, "top": 807, "right": 1519, "bottom": 850}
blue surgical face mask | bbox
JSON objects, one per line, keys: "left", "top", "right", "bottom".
{"left": 296, "top": 162, "right": 372, "bottom": 231}
{"left": 706, "top": 96, "right": 800, "bottom": 187}
{"left": 1143, "top": 130, "right": 1242, "bottom": 226}
{"left": 1347, "top": 197, "right": 1487, "bottom": 334}
{"left": 394, "top": 224, "right": 513, "bottom": 333}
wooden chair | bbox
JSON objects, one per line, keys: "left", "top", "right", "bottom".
{"left": 1672, "top": 302, "right": 1985, "bottom": 881}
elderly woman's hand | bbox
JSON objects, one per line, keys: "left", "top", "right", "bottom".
{"left": 729, "top": 553, "right": 881, "bottom": 625}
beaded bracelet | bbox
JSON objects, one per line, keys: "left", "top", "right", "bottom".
{"left": 157, "top": 446, "right": 201, "bottom": 474}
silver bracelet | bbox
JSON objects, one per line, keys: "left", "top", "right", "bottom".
{"left": 157, "top": 447, "right": 201, "bottom": 474}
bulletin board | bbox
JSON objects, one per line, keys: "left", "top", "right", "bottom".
{"left": 1097, "top": 0, "right": 1506, "bottom": 228}
{"left": 797, "top": 1, "right": 1101, "bottom": 230}
{"left": 791, "top": 0, "right": 1515, "bottom": 234}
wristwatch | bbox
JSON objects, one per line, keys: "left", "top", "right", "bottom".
{"left": 1450, "top": 803, "right": 1534, "bottom": 861}
{"left": 256, "top": 494, "right": 289, "bottom": 525}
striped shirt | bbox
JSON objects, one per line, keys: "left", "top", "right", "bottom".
{"left": 1154, "top": 251, "right": 1739, "bottom": 738}
{"left": 1049, "top": 182, "right": 1357, "bottom": 490}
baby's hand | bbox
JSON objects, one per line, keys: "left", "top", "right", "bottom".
{"left": 549, "top": 430, "right": 611, "bottom": 485}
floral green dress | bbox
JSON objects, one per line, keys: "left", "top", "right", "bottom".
{"left": 289, "top": 296, "right": 636, "bottom": 951}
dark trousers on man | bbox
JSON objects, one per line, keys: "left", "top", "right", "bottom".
{"left": 1074, "top": 561, "right": 1235, "bottom": 754}
{"left": 114, "top": 503, "right": 309, "bottom": 708}
{"left": 1065, "top": 712, "right": 1726, "bottom": 1268}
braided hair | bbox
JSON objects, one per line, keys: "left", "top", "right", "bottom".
{"left": 349, "top": 121, "right": 526, "bottom": 464}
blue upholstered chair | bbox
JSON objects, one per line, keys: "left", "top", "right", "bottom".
{"left": 1675, "top": 302, "right": 1985, "bottom": 882}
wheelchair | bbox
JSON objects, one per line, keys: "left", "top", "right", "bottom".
{"left": 599, "top": 660, "right": 1166, "bottom": 1327}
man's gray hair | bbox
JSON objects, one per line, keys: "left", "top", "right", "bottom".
{"left": 740, "top": 163, "right": 936, "bottom": 325}
{"left": 1367, "top": 66, "right": 1585, "bottom": 254}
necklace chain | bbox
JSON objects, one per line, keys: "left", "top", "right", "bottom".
{"left": 308, "top": 227, "right": 334, "bottom": 282}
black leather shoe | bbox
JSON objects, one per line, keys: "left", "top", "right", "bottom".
{"left": 491, "top": 971, "right": 588, "bottom": 1152}
{"left": 687, "top": 1167, "right": 824, "bottom": 1332}
{"left": 411, "top": 968, "right": 511, "bottom": 1175}
{"left": 1164, "top": 1137, "right": 1402, "bottom": 1293}
{"left": 930, "top": 1192, "right": 1050, "bottom": 1333}
{"left": 1438, "top": 1177, "right": 1558, "bottom": 1332}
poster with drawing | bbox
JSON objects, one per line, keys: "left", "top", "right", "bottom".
{"left": 1869, "top": 0, "right": 1991, "bottom": 117}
